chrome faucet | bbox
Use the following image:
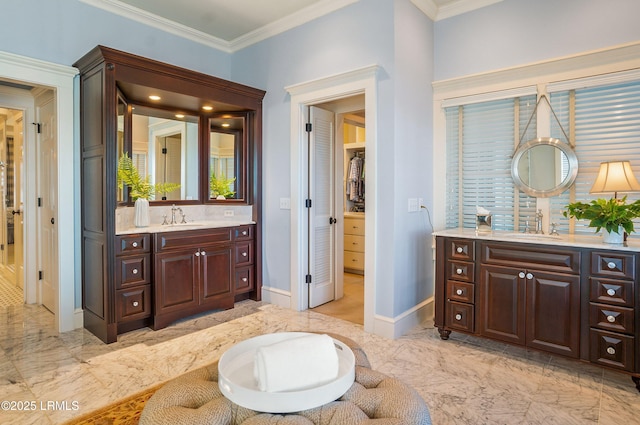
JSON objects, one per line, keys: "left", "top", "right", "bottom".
{"left": 171, "top": 204, "right": 178, "bottom": 225}
{"left": 535, "top": 209, "right": 544, "bottom": 234}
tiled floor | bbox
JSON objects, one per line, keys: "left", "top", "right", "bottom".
{"left": 1, "top": 300, "right": 639, "bottom": 424}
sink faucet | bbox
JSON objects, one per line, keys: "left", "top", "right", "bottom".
{"left": 535, "top": 209, "right": 544, "bottom": 234}
{"left": 171, "top": 204, "right": 178, "bottom": 225}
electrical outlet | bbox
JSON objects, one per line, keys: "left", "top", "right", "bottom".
{"left": 224, "top": 210, "right": 234, "bottom": 217}
{"left": 408, "top": 198, "right": 418, "bottom": 212}
{"left": 279, "top": 197, "right": 291, "bottom": 210}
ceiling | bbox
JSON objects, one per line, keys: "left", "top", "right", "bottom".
{"left": 81, "top": 0, "right": 502, "bottom": 52}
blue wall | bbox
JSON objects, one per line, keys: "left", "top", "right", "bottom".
{"left": 434, "top": 0, "right": 640, "bottom": 81}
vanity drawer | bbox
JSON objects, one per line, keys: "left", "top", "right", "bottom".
{"left": 446, "top": 301, "right": 474, "bottom": 333}
{"left": 234, "top": 225, "right": 254, "bottom": 241}
{"left": 589, "top": 328, "right": 635, "bottom": 372}
{"left": 481, "top": 242, "right": 580, "bottom": 274}
{"left": 448, "top": 239, "right": 474, "bottom": 262}
{"left": 344, "top": 251, "right": 364, "bottom": 270}
{"left": 115, "top": 234, "right": 151, "bottom": 255}
{"left": 446, "top": 261, "right": 474, "bottom": 283}
{"left": 115, "top": 255, "right": 150, "bottom": 288}
{"left": 116, "top": 285, "right": 151, "bottom": 322}
{"left": 344, "top": 217, "right": 365, "bottom": 236}
{"left": 235, "top": 266, "right": 254, "bottom": 294}
{"left": 591, "top": 251, "right": 635, "bottom": 280}
{"left": 344, "top": 234, "right": 365, "bottom": 253}
{"left": 155, "top": 228, "right": 232, "bottom": 252}
{"left": 446, "top": 281, "right": 474, "bottom": 304}
{"left": 235, "top": 242, "right": 254, "bottom": 266}
{"left": 590, "top": 277, "right": 634, "bottom": 307}
{"left": 589, "top": 303, "right": 634, "bottom": 334}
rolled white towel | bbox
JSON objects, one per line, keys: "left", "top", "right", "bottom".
{"left": 254, "top": 333, "right": 339, "bottom": 392}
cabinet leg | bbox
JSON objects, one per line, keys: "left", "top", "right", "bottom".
{"left": 632, "top": 376, "right": 640, "bottom": 393}
{"left": 437, "top": 327, "right": 451, "bottom": 340}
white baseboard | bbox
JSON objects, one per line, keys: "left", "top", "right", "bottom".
{"left": 73, "top": 308, "right": 84, "bottom": 329}
{"left": 261, "top": 286, "right": 291, "bottom": 308}
{"left": 373, "top": 296, "right": 434, "bottom": 339}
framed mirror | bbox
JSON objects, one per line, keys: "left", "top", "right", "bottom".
{"left": 130, "top": 105, "right": 199, "bottom": 202}
{"left": 511, "top": 137, "right": 578, "bottom": 198}
{"left": 208, "top": 114, "right": 246, "bottom": 201}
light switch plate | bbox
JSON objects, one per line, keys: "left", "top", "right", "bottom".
{"left": 279, "top": 198, "right": 291, "bottom": 210}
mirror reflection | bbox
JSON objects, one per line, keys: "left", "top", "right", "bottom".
{"left": 116, "top": 96, "right": 126, "bottom": 203}
{"left": 511, "top": 137, "right": 578, "bottom": 198}
{"left": 131, "top": 106, "right": 199, "bottom": 201}
{"left": 209, "top": 115, "right": 245, "bottom": 200}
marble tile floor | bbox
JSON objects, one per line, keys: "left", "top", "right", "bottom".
{"left": 0, "top": 301, "right": 639, "bottom": 424}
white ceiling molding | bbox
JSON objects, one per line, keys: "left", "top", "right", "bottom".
{"left": 231, "top": 0, "right": 359, "bottom": 52}
{"left": 79, "top": 0, "right": 232, "bottom": 52}
{"left": 411, "top": 0, "right": 504, "bottom": 21}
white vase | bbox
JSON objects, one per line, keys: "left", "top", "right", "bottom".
{"left": 603, "top": 225, "right": 624, "bottom": 244}
{"left": 134, "top": 198, "right": 150, "bottom": 227}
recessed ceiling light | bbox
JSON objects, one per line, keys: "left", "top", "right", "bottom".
{"left": 149, "top": 95, "right": 161, "bottom": 101}
{"left": 202, "top": 105, "right": 213, "bottom": 111}
{"left": 175, "top": 114, "right": 185, "bottom": 119}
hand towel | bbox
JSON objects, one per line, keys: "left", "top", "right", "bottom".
{"left": 254, "top": 333, "right": 339, "bottom": 392}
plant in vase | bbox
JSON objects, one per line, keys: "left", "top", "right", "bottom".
{"left": 563, "top": 196, "right": 640, "bottom": 243}
{"left": 209, "top": 173, "right": 236, "bottom": 200}
{"left": 117, "top": 153, "right": 181, "bottom": 227}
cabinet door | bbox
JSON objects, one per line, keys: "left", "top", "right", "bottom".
{"left": 200, "top": 245, "right": 233, "bottom": 305}
{"left": 479, "top": 264, "right": 526, "bottom": 345}
{"left": 155, "top": 250, "right": 199, "bottom": 315}
{"left": 526, "top": 270, "right": 580, "bottom": 358}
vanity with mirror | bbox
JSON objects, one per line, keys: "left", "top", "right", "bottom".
{"left": 76, "top": 46, "right": 265, "bottom": 343}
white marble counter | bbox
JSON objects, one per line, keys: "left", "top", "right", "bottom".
{"left": 433, "top": 227, "right": 640, "bottom": 252}
{"left": 116, "top": 219, "right": 255, "bottom": 235}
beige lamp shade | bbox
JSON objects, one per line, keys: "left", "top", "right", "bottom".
{"left": 589, "top": 161, "right": 640, "bottom": 196}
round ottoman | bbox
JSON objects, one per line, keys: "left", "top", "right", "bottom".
{"left": 140, "top": 334, "right": 432, "bottom": 425}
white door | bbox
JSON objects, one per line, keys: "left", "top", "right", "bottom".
{"left": 13, "top": 113, "right": 24, "bottom": 290}
{"left": 38, "top": 97, "right": 57, "bottom": 314}
{"left": 308, "top": 106, "right": 336, "bottom": 308}
{"left": 0, "top": 117, "right": 6, "bottom": 267}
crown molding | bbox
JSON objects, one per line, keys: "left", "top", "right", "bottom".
{"left": 78, "top": 0, "right": 233, "bottom": 52}
{"left": 411, "top": 0, "right": 503, "bottom": 21}
{"left": 230, "top": 0, "right": 358, "bottom": 52}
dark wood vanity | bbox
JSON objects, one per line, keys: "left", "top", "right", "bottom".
{"left": 75, "top": 46, "right": 265, "bottom": 343}
{"left": 435, "top": 231, "right": 640, "bottom": 392}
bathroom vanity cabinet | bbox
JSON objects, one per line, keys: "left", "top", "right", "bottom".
{"left": 434, "top": 230, "right": 640, "bottom": 392}
{"left": 75, "top": 46, "right": 265, "bottom": 343}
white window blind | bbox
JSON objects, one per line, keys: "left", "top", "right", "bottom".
{"left": 550, "top": 80, "right": 640, "bottom": 236}
{"left": 445, "top": 95, "right": 537, "bottom": 230}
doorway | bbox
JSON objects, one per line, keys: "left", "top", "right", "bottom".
{"left": 309, "top": 99, "right": 365, "bottom": 325}
{"left": 285, "top": 64, "right": 378, "bottom": 334}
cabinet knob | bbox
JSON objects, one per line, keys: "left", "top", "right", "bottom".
{"left": 132, "top": 268, "right": 138, "bottom": 275}
{"left": 456, "top": 289, "right": 463, "bottom": 295}
{"left": 201, "top": 251, "right": 206, "bottom": 256}
{"left": 518, "top": 272, "right": 526, "bottom": 279}
{"left": 242, "top": 277, "right": 248, "bottom": 282}
{"left": 526, "top": 272, "right": 533, "bottom": 280}
{"left": 606, "top": 288, "right": 616, "bottom": 296}
{"left": 132, "top": 242, "right": 138, "bottom": 248}
{"left": 456, "top": 268, "right": 463, "bottom": 275}
{"left": 242, "top": 252, "right": 248, "bottom": 257}
{"left": 607, "top": 261, "right": 616, "bottom": 269}
{"left": 606, "top": 315, "right": 616, "bottom": 323}
{"left": 456, "top": 247, "right": 463, "bottom": 253}
{"left": 132, "top": 301, "right": 139, "bottom": 307}
{"left": 606, "top": 347, "right": 616, "bottom": 355}
{"left": 455, "top": 313, "right": 462, "bottom": 321}
{"left": 242, "top": 230, "right": 248, "bottom": 236}
{"left": 195, "top": 252, "right": 200, "bottom": 257}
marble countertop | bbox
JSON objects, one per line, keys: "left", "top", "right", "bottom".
{"left": 433, "top": 228, "right": 640, "bottom": 252}
{"left": 116, "top": 219, "right": 255, "bottom": 235}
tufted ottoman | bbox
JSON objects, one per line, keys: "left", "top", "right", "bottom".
{"left": 140, "top": 334, "right": 432, "bottom": 425}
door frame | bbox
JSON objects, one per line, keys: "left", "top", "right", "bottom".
{"left": 0, "top": 50, "right": 78, "bottom": 332}
{"left": 285, "top": 65, "right": 378, "bottom": 333}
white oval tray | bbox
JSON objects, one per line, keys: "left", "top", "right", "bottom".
{"left": 218, "top": 332, "right": 355, "bottom": 413}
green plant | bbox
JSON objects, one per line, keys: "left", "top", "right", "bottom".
{"left": 209, "top": 173, "right": 236, "bottom": 199}
{"left": 563, "top": 196, "right": 640, "bottom": 235}
{"left": 117, "top": 153, "right": 181, "bottom": 200}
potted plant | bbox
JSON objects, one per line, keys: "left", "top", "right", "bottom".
{"left": 563, "top": 196, "right": 640, "bottom": 243}
{"left": 117, "top": 153, "right": 181, "bottom": 226}
{"left": 209, "top": 173, "right": 236, "bottom": 200}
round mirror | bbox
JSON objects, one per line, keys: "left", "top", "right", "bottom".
{"left": 511, "top": 137, "right": 578, "bottom": 198}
